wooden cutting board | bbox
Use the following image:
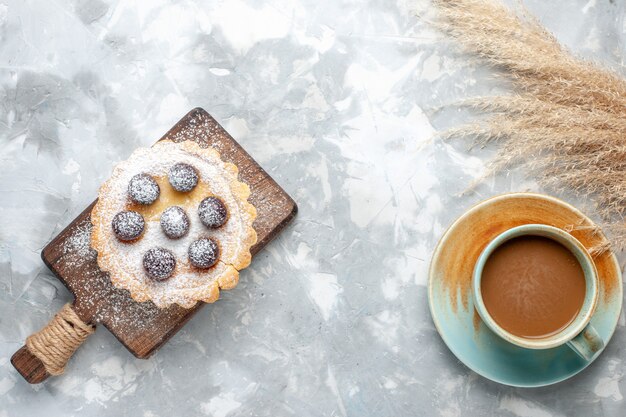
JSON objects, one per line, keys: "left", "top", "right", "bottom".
{"left": 11, "top": 108, "right": 297, "bottom": 383}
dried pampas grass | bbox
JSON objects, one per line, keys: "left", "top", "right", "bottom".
{"left": 434, "top": 0, "right": 626, "bottom": 253}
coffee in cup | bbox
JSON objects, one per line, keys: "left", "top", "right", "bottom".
{"left": 480, "top": 235, "right": 586, "bottom": 339}
{"left": 473, "top": 224, "right": 604, "bottom": 361}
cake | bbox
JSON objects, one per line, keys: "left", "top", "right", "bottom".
{"left": 90, "top": 140, "right": 257, "bottom": 308}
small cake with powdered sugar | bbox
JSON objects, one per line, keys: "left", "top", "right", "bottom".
{"left": 90, "top": 140, "right": 257, "bottom": 308}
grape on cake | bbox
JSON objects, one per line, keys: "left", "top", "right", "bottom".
{"left": 90, "top": 140, "right": 257, "bottom": 308}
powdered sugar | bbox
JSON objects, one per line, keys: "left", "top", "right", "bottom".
{"left": 63, "top": 220, "right": 97, "bottom": 264}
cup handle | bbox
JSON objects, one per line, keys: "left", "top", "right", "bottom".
{"left": 566, "top": 324, "right": 604, "bottom": 361}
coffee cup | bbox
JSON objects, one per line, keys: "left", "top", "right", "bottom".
{"left": 472, "top": 224, "right": 604, "bottom": 361}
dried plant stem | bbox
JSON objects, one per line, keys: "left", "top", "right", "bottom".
{"left": 434, "top": 0, "right": 626, "bottom": 251}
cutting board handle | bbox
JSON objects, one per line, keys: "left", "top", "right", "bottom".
{"left": 11, "top": 304, "right": 96, "bottom": 384}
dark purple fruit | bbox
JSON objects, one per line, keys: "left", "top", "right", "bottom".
{"left": 198, "top": 196, "right": 227, "bottom": 228}
{"left": 160, "top": 206, "right": 190, "bottom": 239}
{"left": 188, "top": 238, "right": 219, "bottom": 269}
{"left": 168, "top": 163, "right": 199, "bottom": 192}
{"left": 112, "top": 211, "right": 145, "bottom": 241}
{"left": 143, "top": 247, "right": 176, "bottom": 281}
{"left": 128, "top": 173, "right": 160, "bottom": 205}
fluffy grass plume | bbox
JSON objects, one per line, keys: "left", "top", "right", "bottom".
{"left": 434, "top": 0, "right": 626, "bottom": 253}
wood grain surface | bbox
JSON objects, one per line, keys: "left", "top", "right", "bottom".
{"left": 12, "top": 108, "right": 297, "bottom": 382}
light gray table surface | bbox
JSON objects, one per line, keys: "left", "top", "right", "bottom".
{"left": 1, "top": 0, "right": 625, "bottom": 416}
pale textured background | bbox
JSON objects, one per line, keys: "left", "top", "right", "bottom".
{"left": 1, "top": 0, "right": 625, "bottom": 416}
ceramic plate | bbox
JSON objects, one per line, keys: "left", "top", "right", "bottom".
{"left": 428, "top": 193, "right": 623, "bottom": 387}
